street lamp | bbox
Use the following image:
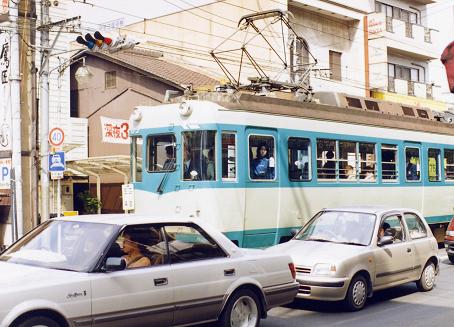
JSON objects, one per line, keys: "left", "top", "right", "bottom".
{"left": 74, "top": 57, "right": 92, "bottom": 87}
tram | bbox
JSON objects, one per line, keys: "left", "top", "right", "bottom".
{"left": 129, "top": 90, "right": 454, "bottom": 247}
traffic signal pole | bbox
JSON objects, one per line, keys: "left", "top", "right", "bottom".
{"left": 39, "top": 0, "right": 50, "bottom": 222}
{"left": 10, "top": 0, "right": 23, "bottom": 238}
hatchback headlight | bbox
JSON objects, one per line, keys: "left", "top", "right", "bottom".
{"left": 313, "top": 263, "right": 337, "bottom": 276}
{"left": 447, "top": 231, "right": 454, "bottom": 237}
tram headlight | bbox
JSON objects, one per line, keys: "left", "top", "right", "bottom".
{"left": 178, "top": 101, "right": 192, "bottom": 117}
{"left": 130, "top": 108, "right": 142, "bottom": 127}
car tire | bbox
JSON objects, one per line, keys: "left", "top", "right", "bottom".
{"left": 449, "top": 255, "right": 454, "bottom": 264}
{"left": 218, "top": 289, "right": 261, "bottom": 327}
{"left": 344, "top": 274, "right": 368, "bottom": 311}
{"left": 416, "top": 261, "right": 436, "bottom": 292}
{"left": 15, "top": 316, "right": 61, "bottom": 327}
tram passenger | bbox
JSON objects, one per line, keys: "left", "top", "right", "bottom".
{"left": 345, "top": 165, "right": 356, "bottom": 180}
{"left": 363, "top": 165, "right": 375, "bottom": 181}
{"left": 162, "top": 145, "right": 175, "bottom": 171}
{"left": 206, "top": 149, "right": 215, "bottom": 180}
{"left": 251, "top": 143, "right": 275, "bottom": 179}
{"left": 406, "top": 153, "right": 419, "bottom": 180}
{"left": 322, "top": 150, "right": 336, "bottom": 179}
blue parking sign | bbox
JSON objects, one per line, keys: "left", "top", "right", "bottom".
{"left": 49, "top": 152, "right": 65, "bottom": 172}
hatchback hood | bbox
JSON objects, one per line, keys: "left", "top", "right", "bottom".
{"left": 267, "top": 240, "right": 368, "bottom": 267}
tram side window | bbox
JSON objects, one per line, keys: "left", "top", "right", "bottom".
{"left": 182, "top": 131, "right": 216, "bottom": 181}
{"left": 428, "top": 148, "right": 441, "bottom": 182}
{"left": 405, "top": 147, "right": 421, "bottom": 181}
{"left": 339, "top": 141, "right": 356, "bottom": 181}
{"left": 317, "top": 139, "right": 336, "bottom": 180}
{"left": 359, "top": 143, "right": 376, "bottom": 182}
{"left": 222, "top": 132, "right": 236, "bottom": 180}
{"left": 249, "top": 135, "right": 275, "bottom": 180}
{"left": 131, "top": 136, "right": 143, "bottom": 182}
{"left": 288, "top": 137, "right": 311, "bottom": 181}
{"left": 381, "top": 144, "right": 398, "bottom": 182}
{"left": 147, "top": 134, "right": 176, "bottom": 173}
{"left": 444, "top": 149, "right": 454, "bottom": 181}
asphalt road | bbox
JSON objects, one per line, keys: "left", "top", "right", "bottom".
{"left": 262, "top": 249, "right": 454, "bottom": 327}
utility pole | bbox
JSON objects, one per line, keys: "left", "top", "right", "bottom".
{"left": 10, "top": 0, "right": 23, "bottom": 237}
{"left": 39, "top": 0, "right": 50, "bottom": 222}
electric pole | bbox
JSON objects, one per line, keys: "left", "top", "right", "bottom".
{"left": 10, "top": 0, "right": 23, "bottom": 237}
{"left": 39, "top": 0, "right": 50, "bottom": 222}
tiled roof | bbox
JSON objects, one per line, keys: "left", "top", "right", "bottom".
{"left": 91, "top": 49, "right": 219, "bottom": 89}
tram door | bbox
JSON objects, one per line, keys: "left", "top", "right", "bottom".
{"left": 403, "top": 142, "right": 423, "bottom": 211}
{"left": 243, "top": 128, "right": 280, "bottom": 248}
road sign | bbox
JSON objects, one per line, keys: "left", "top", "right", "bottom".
{"left": 49, "top": 127, "right": 65, "bottom": 147}
{"left": 50, "top": 171, "right": 64, "bottom": 180}
{"left": 49, "top": 151, "right": 65, "bottom": 172}
{"left": 0, "top": 158, "right": 11, "bottom": 189}
{"left": 122, "top": 183, "right": 134, "bottom": 210}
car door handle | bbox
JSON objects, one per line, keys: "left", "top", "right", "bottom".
{"left": 407, "top": 248, "right": 412, "bottom": 253}
{"left": 154, "top": 278, "right": 168, "bottom": 286}
{"left": 224, "top": 269, "right": 235, "bottom": 276}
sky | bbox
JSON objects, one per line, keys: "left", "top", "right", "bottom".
{"left": 67, "top": 0, "right": 212, "bottom": 32}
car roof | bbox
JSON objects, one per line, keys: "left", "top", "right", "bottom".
{"left": 53, "top": 214, "right": 199, "bottom": 226}
{"left": 322, "top": 205, "right": 420, "bottom": 216}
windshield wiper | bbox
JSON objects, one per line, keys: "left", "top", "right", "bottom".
{"left": 304, "top": 238, "right": 332, "bottom": 242}
{"left": 336, "top": 241, "right": 366, "bottom": 246}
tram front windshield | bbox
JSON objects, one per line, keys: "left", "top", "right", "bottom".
{"left": 295, "top": 211, "right": 376, "bottom": 246}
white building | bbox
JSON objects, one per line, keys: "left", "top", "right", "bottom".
{"left": 428, "top": 0, "right": 454, "bottom": 106}
{"left": 123, "top": 0, "right": 447, "bottom": 111}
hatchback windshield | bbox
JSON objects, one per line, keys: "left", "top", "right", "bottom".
{"left": 0, "top": 220, "right": 119, "bottom": 272}
{"left": 295, "top": 211, "right": 376, "bottom": 246}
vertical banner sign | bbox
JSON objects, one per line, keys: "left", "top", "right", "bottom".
{"left": 100, "top": 116, "right": 130, "bottom": 144}
{"left": 0, "top": 32, "right": 11, "bottom": 151}
{"left": 122, "top": 183, "right": 134, "bottom": 211}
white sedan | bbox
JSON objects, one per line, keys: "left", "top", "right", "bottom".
{"left": 0, "top": 214, "right": 298, "bottom": 327}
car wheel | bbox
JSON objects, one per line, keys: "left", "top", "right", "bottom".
{"left": 344, "top": 274, "right": 368, "bottom": 311}
{"left": 416, "top": 261, "right": 436, "bottom": 292}
{"left": 219, "top": 289, "right": 261, "bottom": 327}
{"left": 15, "top": 316, "right": 60, "bottom": 327}
{"left": 449, "top": 255, "right": 454, "bottom": 264}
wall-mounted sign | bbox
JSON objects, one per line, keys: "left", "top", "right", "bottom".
{"left": 0, "top": 32, "right": 11, "bottom": 151}
{"left": 0, "top": 158, "right": 11, "bottom": 189}
{"left": 368, "top": 13, "right": 386, "bottom": 39}
{"left": 100, "top": 116, "right": 130, "bottom": 144}
{"left": 122, "top": 183, "right": 134, "bottom": 211}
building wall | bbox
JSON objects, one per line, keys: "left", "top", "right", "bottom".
{"left": 428, "top": 0, "right": 454, "bottom": 106}
{"left": 71, "top": 55, "right": 181, "bottom": 186}
{"left": 289, "top": 5, "right": 366, "bottom": 96}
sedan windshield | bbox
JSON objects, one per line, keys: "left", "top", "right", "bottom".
{"left": 295, "top": 211, "right": 376, "bottom": 246}
{"left": 0, "top": 220, "right": 119, "bottom": 272}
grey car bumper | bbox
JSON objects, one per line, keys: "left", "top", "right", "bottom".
{"left": 295, "top": 276, "right": 350, "bottom": 301}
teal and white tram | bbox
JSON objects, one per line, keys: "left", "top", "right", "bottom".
{"left": 129, "top": 91, "right": 454, "bottom": 247}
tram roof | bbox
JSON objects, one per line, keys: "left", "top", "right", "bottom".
{"left": 152, "top": 92, "right": 454, "bottom": 136}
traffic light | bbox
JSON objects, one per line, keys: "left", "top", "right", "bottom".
{"left": 76, "top": 32, "right": 137, "bottom": 53}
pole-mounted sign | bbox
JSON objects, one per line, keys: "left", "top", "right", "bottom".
{"left": 48, "top": 127, "right": 65, "bottom": 147}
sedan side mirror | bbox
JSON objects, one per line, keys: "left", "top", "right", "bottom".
{"left": 106, "top": 257, "right": 126, "bottom": 272}
{"left": 378, "top": 235, "right": 394, "bottom": 247}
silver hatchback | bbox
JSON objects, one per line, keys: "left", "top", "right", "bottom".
{"left": 269, "top": 206, "right": 439, "bottom": 311}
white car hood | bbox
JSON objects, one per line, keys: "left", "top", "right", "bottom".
{"left": 0, "top": 261, "right": 83, "bottom": 292}
{"left": 268, "top": 240, "right": 368, "bottom": 267}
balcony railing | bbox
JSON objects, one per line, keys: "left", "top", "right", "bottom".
{"left": 388, "top": 78, "right": 435, "bottom": 100}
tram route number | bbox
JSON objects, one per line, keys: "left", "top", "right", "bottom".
{"left": 49, "top": 127, "right": 65, "bottom": 147}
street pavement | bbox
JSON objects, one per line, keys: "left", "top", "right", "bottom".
{"left": 262, "top": 248, "right": 453, "bottom": 327}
